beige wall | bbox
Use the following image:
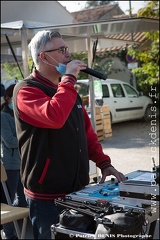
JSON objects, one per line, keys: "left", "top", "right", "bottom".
{"left": 108, "top": 57, "right": 131, "bottom": 83}
{"left": 1, "top": 1, "right": 73, "bottom": 24}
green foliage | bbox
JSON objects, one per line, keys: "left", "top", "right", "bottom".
{"left": 137, "top": 1, "right": 159, "bottom": 18}
{"left": 70, "top": 52, "right": 88, "bottom": 79}
{"left": 93, "top": 55, "right": 113, "bottom": 76}
{"left": 127, "top": 1, "right": 159, "bottom": 93}
{"left": 2, "top": 62, "right": 23, "bottom": 81}
{"left": 85, "top": 1, "right": 115, "bottom": 9}
{"left": 2, "top": 57, "right": 33, "bottom": 81}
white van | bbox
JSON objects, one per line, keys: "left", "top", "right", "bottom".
{"left": 77, "top": 79, "right": 153, "bottom": 123}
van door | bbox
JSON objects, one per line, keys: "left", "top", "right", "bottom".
{"left": 123, "top": 84, "right": 144, "bottom": 119}
{"left": 111, "top": 83, "right": 131, "bottom": 121}
{"left": 102, "top": 83, "right": 130, "bottom": 122}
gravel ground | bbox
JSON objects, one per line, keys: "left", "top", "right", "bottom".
{"left": 102, "top": 119, "right": 159, "bottom": 175}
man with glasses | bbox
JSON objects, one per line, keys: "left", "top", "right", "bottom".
{"left": 13, "top": 30, "right": 126, "bottom": 239}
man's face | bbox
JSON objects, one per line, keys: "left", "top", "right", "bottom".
{"left": 44, "top": 37, "right": 70, "bottom": 66}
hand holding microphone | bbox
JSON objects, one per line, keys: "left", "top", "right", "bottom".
{"left": 65, "top": 60, "right": 87, "bottom": 78}
{"left": 66, "top": 60, "right": 107, "bottom": 80}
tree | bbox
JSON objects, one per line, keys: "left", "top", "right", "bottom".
{"left": 70, "top": 52, "right": 88, "bottom": 79}
{"left": 2, "top": 62, "right": 23, "bottom": 81}
{"left": 2, "top": 57, "right": 33, "bottom": 82}
{"left": 85, "top": 1, "right": 116, "bottom": 9}
{"left": 127, "top": 1, "right": 159, "bottom": 96}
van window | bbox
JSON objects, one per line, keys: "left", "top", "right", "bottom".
{"left": 102, "top": 85, "right": 109, "bottom": 98}
{"left": 111, "top": 84, "right": 125, "bottom": 98}
{"left": 124, "top": 84, "right": 138, "bottom": 98}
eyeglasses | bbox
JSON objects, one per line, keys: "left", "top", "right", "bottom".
{"left": 44, "top": 46, "right": 69, "bottom": 55}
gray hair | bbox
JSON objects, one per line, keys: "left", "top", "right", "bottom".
{"left": 28, "top": 30, "right": 61, "bottom": 66}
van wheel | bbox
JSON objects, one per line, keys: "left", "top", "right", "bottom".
{"left": 143, "top": 105, "right": 152, "bottom": 122}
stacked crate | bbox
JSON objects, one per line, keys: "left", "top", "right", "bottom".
{"left": 95, "top": 106, "right": 112, "bottom": 141}
{"left": 95, "top": 107, "right": 104, "bottom": 142}
{"left": 101, "top": 105, "right": 112, "bottom": 138}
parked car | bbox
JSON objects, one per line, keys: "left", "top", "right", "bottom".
{"left": 76, "top": 79, "right": 153, "bottom": 123}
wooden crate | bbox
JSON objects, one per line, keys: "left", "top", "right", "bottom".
{"left": 98, "top": 135, "right": 104, "bottom": 142}
{"left": 101, "top": 105, "right": 110, "bottom": 119}
{"left": 95, "top": 111, "right": 104, "bottom": 141}
{"left": 101, "top": 105, "right": 110, "bottom": 113}
{"left": 97, "top": 129, "right": 104, "bottom": 141}
{"left": 95, "top": 106, "right": 101, "bottom": 115}
{"left": 95, "top": 114, "right": 102, "bottom": 121}
{"left": 103, "top": 118, "right": 111, "bottom": 130}
{"left": 104, "top": 129, "right": 112, "bottom": 138}
{"left": 103, "top": 112, "right": 110, "bottom": 119}
{"left": 100, "top": 105, "right": 112, "bottom": 138}
{"left": 95, "top": 105, "right": 112, "bottom": 140}
{"left": 95, "top": 110, "right": 103, "bottom": 131}
{"left": 96, "top": 124, "right": 103, "bottom": 131}
{"left": 97, "top": 129, "right": 104, "bottom": 137}
{"left": 96, "top": 119, "right": 103, "bottom": 131}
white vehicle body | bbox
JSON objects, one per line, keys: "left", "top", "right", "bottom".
{"left": 77, "top": 79, "right": 153, "bottom": 123}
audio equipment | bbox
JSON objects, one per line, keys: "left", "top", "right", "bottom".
{"left": 51, "top": 170, "right": 159, "bottom": 239}
{"left": 66, "top": 170, "right": 159, "bottom": 207}
{"left": 119, "top": 170, "right": 159, "bottom": 207}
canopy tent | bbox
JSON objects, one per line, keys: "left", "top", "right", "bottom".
{"left": 1, "top": 17, "right": 159, "bottom": 129}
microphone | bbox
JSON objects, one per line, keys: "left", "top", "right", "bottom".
{"left": 67, "top": 60, "right": 107, "bottom": 80}
{"left": 80, "top": 67, "right": 107, "bottom": 80}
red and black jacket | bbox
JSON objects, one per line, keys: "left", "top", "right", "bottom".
{"left": 13, "top": 70, "right": 112, "bottom": 200}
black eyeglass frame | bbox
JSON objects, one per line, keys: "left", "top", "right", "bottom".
{"left": 43, "top": 46, "right": 69, "bottom": 55}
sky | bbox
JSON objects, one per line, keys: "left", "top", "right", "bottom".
{"left": 58, "top": 1, "right": 148, "bottom": 14}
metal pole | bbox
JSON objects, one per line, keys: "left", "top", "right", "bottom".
{"left": 132, "top": 72, "right": 137, "bottom": 89}
{"left": 129, "top": 1, "right": 133, "bottom": 41}
{"left": 21, "top": 25, "right": 30, "bottom": 78}
{"left": 129, "top": 1, "right": 132, "bottom": 17}
{"left": 129, "top": 1, "right": 137, "bottom": 89}
{"left": 87, "top": 36, "right": 96, "bottom": 131}
{"left": 5, "top": 34, "right": 24, "bottom": 79}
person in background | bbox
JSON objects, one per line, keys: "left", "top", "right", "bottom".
{"left": 74, "top": 83, "right": 81, "bottom": 93}
{"left": 13, "top": 30, "right": 126, "bottom": 239}
{"left": 1, "top": 84, "right": 27, "bottom": 240}
{"left": 1, "top": 83, "right": 5, "bottom": 99}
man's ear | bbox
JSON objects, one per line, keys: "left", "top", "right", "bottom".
{"left": 39, "top": 52, "right": 47, "bottom": 61}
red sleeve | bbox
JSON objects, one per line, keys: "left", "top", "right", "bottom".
{"left": 16, "top": 81, "right": 77, "bottom": 128}
{"left": 82, "top": 106, "right": 112, "bottom": 170}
